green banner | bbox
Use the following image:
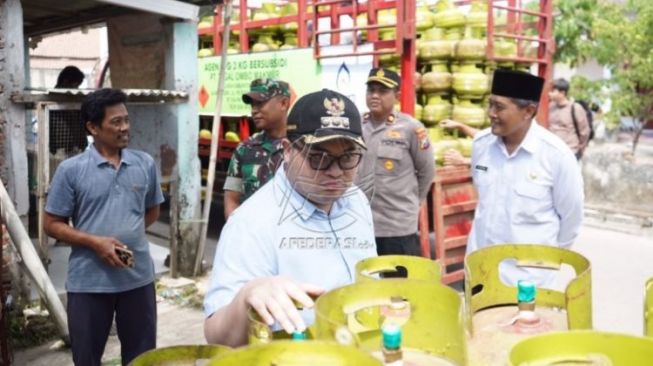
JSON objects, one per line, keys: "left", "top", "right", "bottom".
{"left": 198, "top": 48, "right": 320, "bottom": 116}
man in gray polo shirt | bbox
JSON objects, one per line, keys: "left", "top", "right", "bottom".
{"left": 44, "top": 88, "right": 164, "bottom": 365}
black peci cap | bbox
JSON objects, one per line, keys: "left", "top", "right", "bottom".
{"left": 366, "top": 67, "right": 400, "bottom": 89}
{"left": 491, "top": 69, "right": 545, "bottom": 102}
{"left": 286, "top": 89, "right": 366, "bottom": 149}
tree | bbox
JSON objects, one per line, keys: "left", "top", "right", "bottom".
{"left": 554, "top": 0, "right": 653, "bottom": 155}
{"left": 553, "top": 0, "right": 597, "bottom": 66}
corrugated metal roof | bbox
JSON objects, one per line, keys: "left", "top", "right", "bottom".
{"left": 12, "top": 88, "right": 189, "bottom": 104}
{"left": 40, "top": 88, "right": 188, "bottom": 98}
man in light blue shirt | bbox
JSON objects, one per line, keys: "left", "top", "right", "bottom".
{"left": 204, "top": 89, "right": 376, "bottom": 346}
{"left": 44, "top": 89, "right": 164, "bottom": 365}
{"left": 467, "top": 70, "right": 584, "bottom": 288}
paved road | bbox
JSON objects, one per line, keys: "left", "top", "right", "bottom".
{"left": 13, "top": 301, "right": 206, "bottom": 365}
{"left": 570, "top": 224, "right": 653, "bottom": 336}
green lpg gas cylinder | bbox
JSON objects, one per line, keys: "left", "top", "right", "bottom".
{"left": 355, "top": 255, "right": 441, "bottom": 282}
{"left": 419, "top": 27, "right": 454, "bottom": 61}
{"left": 314, "top": 280, "right": 466, "bottom": 365}
{"left": 452, "top": 63, "right": 488, "bottom": 98}
{"left": 248, "top": 305, "right": 315, "bottom": 345}
{"left": 422, "top": 94, "right": 452, "bottom": 126}
{"left": 466, "top": 0, "right": 488, "bottom": 29}
{"left": 128, "top": 345, "right": 231, "bottom": 366}
{"left": 208, "top": 340, "right": 383, "bottom": 366}
{"left": 421, "top": 62, "right": 453, "bottom": 93}
{"left": 465, "top": 244, "right": 592, "bottom": 365}
{"left": 432, "top": 0, "right": 465, "bottom": 29}
{"left": 509, "top": 330, "right": 653, "bottom": 366}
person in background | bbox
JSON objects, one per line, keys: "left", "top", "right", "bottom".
{"left": 32, "top": 66, "right": 87, "bottom": 149}
{"left": 467, "top": 69, "right": 584, "bottom": 288}
{"left": 357, "top": 68, "right": 435, "bottom": 257}
{"left": 204, "top": 89, "right": 375, "bottom": 346}
{"left": 44, "top": 89, "right": 164, "bottom": 365}
{"left": 223, "top": 79, "right": 291, "bottom": 218}
{"left": 55, "top": 65, "right": 85, "bottom": 88}
{"left": 548, "top": 78, "right": 591, "bottom": 159}
{"left": 53, "top": 65, "right": 89, "bottom": 150}
{"left": 590, "top": 103, "right": 607, "bottom": 141}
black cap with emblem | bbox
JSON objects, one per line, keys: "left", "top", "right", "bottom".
{"left": 286, "top": 89, "right": 366, "bottom": 149}
{"left": 366, "top": 67, "right": 400, "bottom": 89}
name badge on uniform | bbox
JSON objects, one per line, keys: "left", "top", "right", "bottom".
{"left": 475, "top": 165, "right": 488, "bottom": 172}
{"left": 385, "top": 129, "right": 402, "bottom": 139}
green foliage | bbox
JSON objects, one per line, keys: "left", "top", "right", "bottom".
{"left": 553, "top": 0, "right": 598, "bottom": 66}
{"left": 554, "top": 0, "right": 653, "bottom": 139}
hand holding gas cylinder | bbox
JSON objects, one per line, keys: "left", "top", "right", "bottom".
{"left": 244, "top": 276, "right": 324, "bottom": 335}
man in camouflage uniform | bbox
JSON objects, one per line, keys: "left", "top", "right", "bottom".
{"left": 223, "top": 79, "right": 291, "bottom": 218}
{"left": 357, "top": 68, "right": 436, "bottom": 256}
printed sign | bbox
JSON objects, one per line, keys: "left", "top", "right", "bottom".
{"left": 198, "top": 48, "right": 320, "bottom": 116}
{"left": 319, "top": 44, "right": 374, "bottom": 114}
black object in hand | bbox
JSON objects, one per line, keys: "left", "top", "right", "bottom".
{"left": 115, "top": 247, "right": 134, "bottom": 268}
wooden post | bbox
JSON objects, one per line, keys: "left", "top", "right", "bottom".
{"left": 169, "top": 176, "right": 179, "bottom": 278}
{"left": 194, "top": 0, "right": 234, "bottom": 276}
{"left": 36, "top": 102, "right": 50, "bottom": 267}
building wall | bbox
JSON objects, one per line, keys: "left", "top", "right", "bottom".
{"left": 107, "top": 14, "right": 167, "bottom": 89}
{"left": 0, "top": 0, "right": 28, "bottom": 216}
{"left": 105, "top": 14, "right": 179, "bottom": 177}
{"left": 105, "top": 15, "right": 200, "bottom": 275}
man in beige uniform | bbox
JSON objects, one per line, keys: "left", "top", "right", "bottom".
{"left": 358, "top": 68, "right": 435, "bottom": 256}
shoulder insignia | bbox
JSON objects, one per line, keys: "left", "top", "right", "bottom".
{"left": 415, "top": 127, "right": 430, "bottom": 150}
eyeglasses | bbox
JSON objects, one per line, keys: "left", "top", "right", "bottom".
{"left": 294, "top": 144, "right": 363, "bottom": 171}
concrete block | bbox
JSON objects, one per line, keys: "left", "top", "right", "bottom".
{"left": 583, "top": 143, "right": 653, "bottom": 216}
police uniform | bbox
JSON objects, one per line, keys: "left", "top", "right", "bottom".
{"left": 466, "top": 69, "right": 584, "bottom": 288}
{"left": 357, "top": 68, "right": 436, "bottom": 256}
{"left": 223, "top": 78, "right": 290, "bottom": 203}
{"left": 223, "top": 131, "right": 284, "bottom": 202}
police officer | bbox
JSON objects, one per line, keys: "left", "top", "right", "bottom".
{"left": 204, "top": 89, "right": 375, "bottom": 346}
{"left": 223, "top": 78, "right": 291, "bottom": 218}
{"left": 357, "top": 68, "right": 436, "bottom": 256}
{"left": 467, "top": 69, "right": 584, "bottom": 287}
